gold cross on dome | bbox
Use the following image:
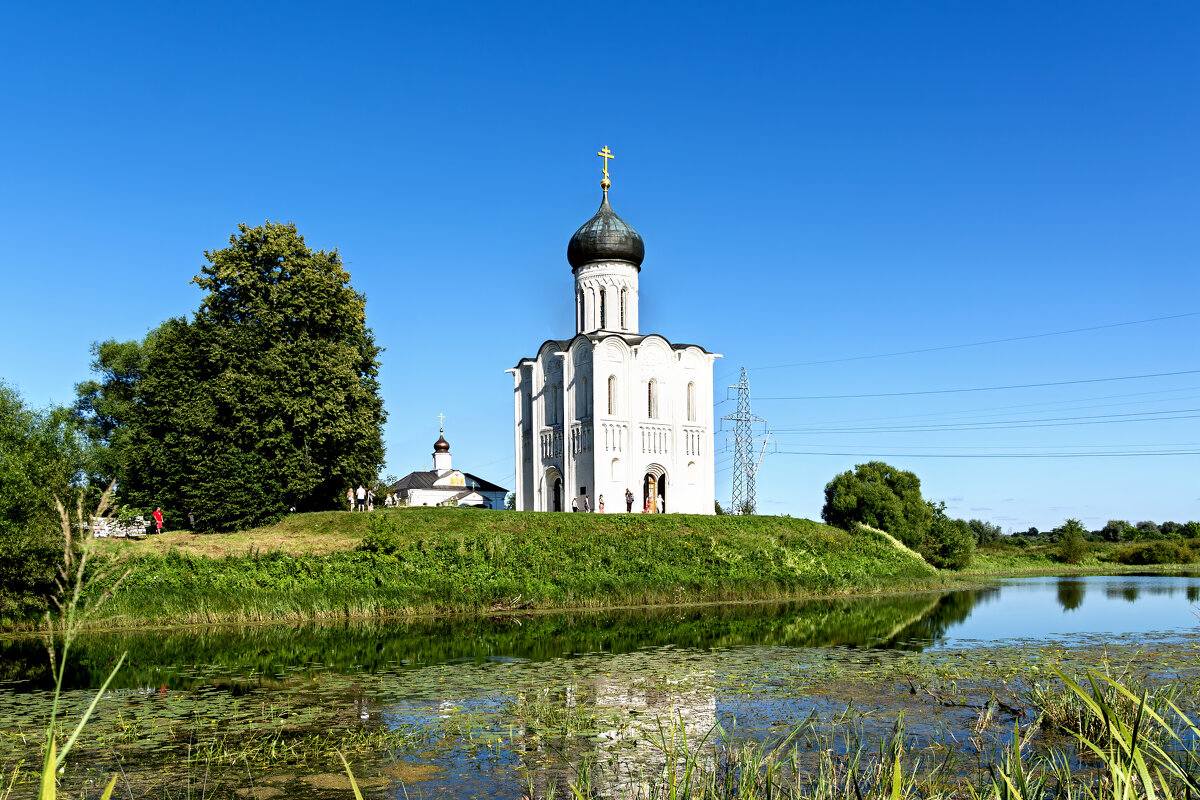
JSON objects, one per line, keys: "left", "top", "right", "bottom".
{"left": 437, "top": 412, "right": 445, "bottom": 431}
{"left": 597, "top": 146, "right": 615, "bottom": 179}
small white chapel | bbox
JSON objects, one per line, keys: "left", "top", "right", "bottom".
{"left": 508, "top": 149, "right": 720, "bottom": 513}
{"left": 389, "top": 427, "right": 509, "bottom": 509}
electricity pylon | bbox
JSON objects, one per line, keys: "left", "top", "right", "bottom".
{"left": 722, "top": 367, "right": 770, "bottom": 515}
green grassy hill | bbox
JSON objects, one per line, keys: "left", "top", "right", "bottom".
{"left": 71, "top": 508, "right": 944, "bottom": 629}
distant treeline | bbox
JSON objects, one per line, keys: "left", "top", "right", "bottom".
{"left": 1008, "top": 519, "right": 1200, "bottom": 542}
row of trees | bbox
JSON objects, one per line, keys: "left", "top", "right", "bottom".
{"left": 1012, "top": 519, "right": 1200, "bottom": 542}
{"left": 2, "top": 223, "right": 386, "bottom": 540}
{"left": 72, "top": 222, "right": 387, "bottom": 532}
{"left": 2, "top": 222, "right": 389, "bottom": 615}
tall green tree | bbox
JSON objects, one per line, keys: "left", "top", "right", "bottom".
{"left": 821, "top": 461, "right": 932, "bottom": 549}
{"left": 76, "top": 222, "right": 386, "bottom": 531}
{"left": 0, "top": 384, "right": 88, "bottom": 618}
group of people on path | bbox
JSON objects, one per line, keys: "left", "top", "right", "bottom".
{"left": 570, "top": 493, "right": 603, "bottom": 513}
{"left": 347, "top": 485, "right": 404, "bottom": 511}
{"left": 571, "top": 488, "right": 665, "bottom": 514}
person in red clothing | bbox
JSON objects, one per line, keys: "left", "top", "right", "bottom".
{"left": 152, "top": 507, "right": 164, "bottom": 533}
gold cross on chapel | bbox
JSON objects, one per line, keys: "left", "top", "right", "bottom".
{"left": 437, "top": 412, "right": 445, "bottom": 431}
{"left": 597, "top": 146, "right": 615, "bottom": 179}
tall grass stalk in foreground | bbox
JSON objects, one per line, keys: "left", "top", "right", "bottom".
{"left": 973, "top": 666, "right": 1200, "bottom": 800}
{"left": 37, "top": 483, "right": 128, "bottom": 800}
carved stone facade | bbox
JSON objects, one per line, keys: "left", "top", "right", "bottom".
{"left": 508, "top": 179, "right": 719, "bottom": 514}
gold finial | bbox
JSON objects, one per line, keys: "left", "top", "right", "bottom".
{"left": 597, "top": 146, "right": 614, "bottom": 190}
{"left": 436, "top": 412, "right": 445, "bottom": 432}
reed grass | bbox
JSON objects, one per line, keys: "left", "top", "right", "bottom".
{"left": 550, "top": 673, "right": 1200, "bottom": 800}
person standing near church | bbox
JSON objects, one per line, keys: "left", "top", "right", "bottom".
{"left": 571, "top": 497, "right": 579, "bottom": 512}
{"left": 347, "top": 488, "right": 354, "bottom": 511}
{"left": 598, "top": 495, "right": 604, "bottom": 513}
{"left": 152, "top": 507, "right": 163, "bottom": 533}
{"left": 583, "top": 494, "right": 591, "bottom": 513}
{"left": 625, "top": 489, "right": 634, "bottom": 513}
{"left": 356, "top": 484, "right": 366, "bottom": 511}
{"left": 657, "top": 494, "right": 665, "bottom": 514}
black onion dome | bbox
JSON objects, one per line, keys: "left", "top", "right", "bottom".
{"left": 433, "top": 433, "right": 450, "bottom": 453}
{"left": 567, "top": 191, "right": 644, "bottom": 270}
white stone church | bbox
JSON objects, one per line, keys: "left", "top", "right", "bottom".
{"left": 508, "top": 157, "right": 719, "bottom": 513}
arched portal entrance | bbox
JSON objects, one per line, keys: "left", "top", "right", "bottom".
{"left": 543, "top": 468, "right": 564, "bottom": 512}
{"left": 642, "top": 464, "right": 667, "bottom": 513}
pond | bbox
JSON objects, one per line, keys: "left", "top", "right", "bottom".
{"left": 2, "top": 574, "right": 1199, "bottom": 798}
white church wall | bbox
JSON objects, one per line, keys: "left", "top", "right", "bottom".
{"left": 574, "top": 261, "right": 639, "bottom": 335}
{"left": 512, "top": 181, "right": 716, "bottom": 514}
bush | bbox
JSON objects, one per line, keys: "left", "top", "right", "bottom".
{"left": 356, "top": 516, "right": 404, "bottom": 556}
{"left": 1113, "top": 541, "right": 1196, "bottom": 566}
{"left": 1054, "top": 519, "right": 1089, "bottom": 565}
{"left": 921, "top": 515, "right": 974, "bottom": 570}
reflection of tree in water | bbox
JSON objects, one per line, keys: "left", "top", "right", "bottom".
{"left": 878, "top": 587, "right": 1000, "bottom": 649}
{"left": 1189, "top": 586, "right": 1200, "bottom": 603}
{"left": 0, "top": 593, "right": 998, "bottom": 691}
{"left": 1057, "top": 579, "right": 1085, "bottom": 611}
{"left": 1105, "top": 585, "right": 1141, "bottom": 603}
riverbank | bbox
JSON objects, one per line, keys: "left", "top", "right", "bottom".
{"left": 2, "top": 508, "right": 946, "bottom": 631}
{"left": 964, "top": 538, "right": 1200, "bottom": 576}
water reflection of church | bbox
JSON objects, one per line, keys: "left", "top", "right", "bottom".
{"left": 510, "top": 665, "right": 719, "bottom": 799}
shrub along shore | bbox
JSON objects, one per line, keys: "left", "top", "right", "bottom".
{"left": 6, "top": 508, "right": 948, "bottom": 631}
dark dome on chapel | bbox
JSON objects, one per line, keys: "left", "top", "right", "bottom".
{"left": 567, "top": 190, "right": 644, "bottom": 270}
{"left": 433, "top": 433, "right": 450, "bottom": 453}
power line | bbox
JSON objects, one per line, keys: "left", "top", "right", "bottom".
{"left": 770, "top": 441, "right": 1200, "bottom": 450}
{"left": 774, "top": 408, "right": 1200, "bottom": 434}
{"left": 774, "top": 449, "right": 1200, "bottom": 458}
{"left": 749, "top": 311, "right": 1200, "bottom": 372}
{"left": 759, "top": 369, "right": 1200, "bottom": 401}
{"left": 791, "top": 385, "right": 1200, "bottom": 429}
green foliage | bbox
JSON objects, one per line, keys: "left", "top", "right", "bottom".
{"left": 1113, "top": 540, "right": 1196, "bottom": 566}
{"left": 1053, "top": 518, "right": 1090, "bottom": 565}
{"left": 1100, "top": 519, "right": 1133, "bottom": 542}
{"left": 72, "top": 339, "right": 146, "bottom": 487}
{"left": 0, "top": 384, "right": 90, "bottom": 621}
{"left": 1160, "top": 521, "right": 1185, "bottom": 538}
{"left": 356, "top": 515, "right": 404, "bottom": 555}
{"left": 921, "top": 502, "right": 975, "bottom": 570}
{"left": 821, "top": 462, "right": 932, "bottom": 549}
{"left": 75, "top": 222, "right": 386, "bottom": 532}
{"left": 967, "top": 518, "right": 1003, "bottom": 544}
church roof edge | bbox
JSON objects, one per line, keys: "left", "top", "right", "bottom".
{"left": 514, "top": 333, "right": 713, "bottom": 366}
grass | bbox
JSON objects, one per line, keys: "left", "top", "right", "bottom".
{"left": 963, "top": 538, "right": 1200, "bottom": 576}
{"left": 541, "top": 668, "right": 1200, "bottom": 799}
{"left": 29, "top": 507, "right": 947, "bottom": 629}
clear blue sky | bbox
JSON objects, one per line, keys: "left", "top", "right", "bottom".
{"left": 2, "top": 1, "right": 1197, "bottom": 531}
